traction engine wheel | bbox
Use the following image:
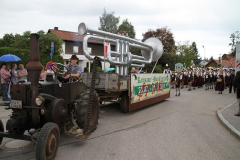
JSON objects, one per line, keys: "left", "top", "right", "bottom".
{"left": 36, "top": 122, "right": 60, "bottom": 160}
{"left": 74, "top": 89, "right": 100, "bottom": 132}
{"left": 0, "top": 119, "right": 4, "bottom": 145}
{"left": 120, "top": 92, "right": 130, "bottom": 113}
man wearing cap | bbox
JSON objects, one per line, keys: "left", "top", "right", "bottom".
{"left": 57, "top": 54, "right": 82, "bottom": 83}
{"left": 163, "top": 67, "right": 172, "bottom": 74}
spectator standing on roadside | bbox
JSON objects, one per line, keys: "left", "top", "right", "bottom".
{"left": 8, "top": 64, "right": 19, "bottom": 99}
{"left": 40, "top": 66, "right": 47, "bottom": 81}
{"left": 233, "top": 71, "right": 240, "bottom": 116}
{"left": 11, "top": 64, "right": 18, "bottom": 84}
{"left": 18, "top": 64, "right": 28, "bottom": 82}
{"left": 0, "top": 63, "right": 11, "bottom": 101}
{"left": 6, "top": 65, "right": 11, "bottom": 99}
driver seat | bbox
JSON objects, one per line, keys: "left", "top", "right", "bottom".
{"left": 46, "top": 70, "right": 54, "bottom": 82}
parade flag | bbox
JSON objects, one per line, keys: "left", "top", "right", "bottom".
{"left": 104, "top": 42, "right": 111, "bottom": 58}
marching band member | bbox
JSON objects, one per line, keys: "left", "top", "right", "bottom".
{"left": 215, "top": 69, "right": 225, "bottom": 94}
{"left": 183, "top": 69, "right": 188, "bottom": 88}
{"left": 205, "top": 69, "right": 210, "bottom": 90}
{"left": 209, "top": 70, "right": 213, "bottom": 89}
{"left": 192, "top": 69, "right": 198, "bottom": 90}
{"left": 187, "top": 68, "right": 194, "bottom": 91}
{"left": 171, "top": 70, "right": 176, "bottom": 89}
{"left": 175, "top": 72, "right": 181, "bottom": 96}
{"left": 180, "top": 71, "right": 184, "bottom": 89}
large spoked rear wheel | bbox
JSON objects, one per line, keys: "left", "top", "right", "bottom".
{"left": 120, "top": 92, "right": 130, "bottom": 113}
{"left": 36, "top": 122, "right": 60, "bottom": 160}
{"left": 74, "top": 89, "right": 100, "bottom": 132}
{"left": 0, "top": 119, "right": 4, "bottom": 145}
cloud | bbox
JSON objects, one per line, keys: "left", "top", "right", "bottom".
{"left": 0, "top": 0, "right": 239, "bottom": 59}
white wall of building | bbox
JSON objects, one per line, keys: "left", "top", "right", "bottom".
{"left": 60, "top": 43, "right": 110, "bottom": 72}
{"left": 235, "top": 42, "right": 240, "bottom": 73}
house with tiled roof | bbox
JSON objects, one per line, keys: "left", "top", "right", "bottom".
{"left": 205, "top": 59, "right": 219, "bottom": 68}
{"left": 221, "top": 54, "right": 235, "bottom": 68}
{"left": 48, "top": 27, "right": 113, "bottom": 71}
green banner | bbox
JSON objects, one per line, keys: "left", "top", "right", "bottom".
{"left": 130, "top": 73, "right": 170, "bottom": 104}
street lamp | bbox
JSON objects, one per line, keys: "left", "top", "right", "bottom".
{"left": 202, "top": 45, "right": 205, "bottom": 69}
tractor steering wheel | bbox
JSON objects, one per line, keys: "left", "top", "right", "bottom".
{"left": 50, "top": 63, "right": 69, "bottom": 75}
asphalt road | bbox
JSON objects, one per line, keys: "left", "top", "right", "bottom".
{"left": 0, "top": 87, "right": 240, "bottom": 160}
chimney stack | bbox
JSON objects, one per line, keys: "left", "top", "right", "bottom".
{"left": 54, "top": 27, "right": 58, "bottom": 30}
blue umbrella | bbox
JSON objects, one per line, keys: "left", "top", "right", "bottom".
{"left": 105, "top": 68, "right": 115, "bottom": 73}
{"left": 0, "top": 54, "right": 21, "bottom": 62}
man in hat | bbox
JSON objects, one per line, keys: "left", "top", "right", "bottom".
{"left": 163, "top": 66, "right": 172, "bottom": 74}
{"left": 57, "top": 54, "right": 82, "bottom": 83}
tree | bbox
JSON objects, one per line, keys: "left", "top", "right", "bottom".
{"left": 0, "top": 30, "right": 64, "bottom": 66}
{"left": 0, "top": 33, "right": 15, "bottom": 47}
{"left": 98, "top": 9, "right": 120, "bottom": 33}
{"left": 37, "top": 30, "right": 64, "bottom": 66}
{"left": 12, "top": 31, "right": 31, "bottom": 49}
{"left": 176, "top": 41, "right": 195, "bottom": 67}
{"left": 158, "top": 52, "right": 177, "bottom": 70}
{"left": 229, "top": 31, "right": 240, "bottom": 57}
{"left": 142, "top": 27, "right": 177, "bottom": 52}
{"left": 192, "top": 42, "right": 201, "bottom": 66}
{"left": 118, "top": 19, "right": 136, "bottom": 39}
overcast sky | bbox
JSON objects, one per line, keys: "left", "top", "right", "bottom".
{"left": 1, "top": 0, "right": 239, "bottom": 59}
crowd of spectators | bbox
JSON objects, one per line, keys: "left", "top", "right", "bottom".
{"left": 0, "top": 63, "right": 28, "bottom": 101}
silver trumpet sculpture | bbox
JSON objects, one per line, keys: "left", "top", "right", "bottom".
{"left": 78, "top": 22, "right": 163, "bottom": 75}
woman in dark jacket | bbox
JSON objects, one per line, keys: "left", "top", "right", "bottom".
{"left": 215, "top": 69, "right": 225, "bottom": 94}
{"left": 234, "top": 71, "right": 240, "bottom": 116}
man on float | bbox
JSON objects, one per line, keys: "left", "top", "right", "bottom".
{"left": 57, "top": 54, "right": 82, "bottom": 83}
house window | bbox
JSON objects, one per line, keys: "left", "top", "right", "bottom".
{"left": 73, "top": 46, "right": 78, "bottom": 53}
{"left": 88, "top": 47, "right": 92, "bottom": 54}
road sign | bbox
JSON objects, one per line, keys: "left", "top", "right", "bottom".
{"left": 175, "top": 63, "right": 183, "bottom": 72}
{"left": 46, "top": 61, "right": 57, "bottom": 71}
{"left": 50, "top": 53, "right": 53, "bottom": 57}
{"left": 51, "top": 41, "right": 54, "bottom": 53}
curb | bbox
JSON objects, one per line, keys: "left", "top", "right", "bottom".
{"left": 217, "top": 101, "right": 240, "bottom": 141}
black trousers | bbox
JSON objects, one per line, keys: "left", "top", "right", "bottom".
{"left": 57, "top": 76, "right": 69, "bottom": 83}
{"left": 229, "top": 82, "right": 233, "bottom": 93}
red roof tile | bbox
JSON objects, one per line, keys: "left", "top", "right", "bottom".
{"left": 48, "top": 29, "right": 115, "bottom": 44}
{"left": 222, "top": 58, "right": 235, "bottom": 67}
{"left": 49, "top": 29, "right": 83, "bottom": 41}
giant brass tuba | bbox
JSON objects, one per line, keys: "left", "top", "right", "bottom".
{"left": 78, "top": 23, "right": 163, "bottom": 75}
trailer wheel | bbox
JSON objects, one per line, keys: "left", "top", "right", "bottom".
{"left": 74, "top": 89, "right": 100, "bottom": 132}
{"left": 120, "top": 93, "right": 129, "bottom": 113}
{"left": 0, "top": 119, "right": 4, "bottom": 145}
{"left": 36, "top": 122, "right": 60, "bottom": 160}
